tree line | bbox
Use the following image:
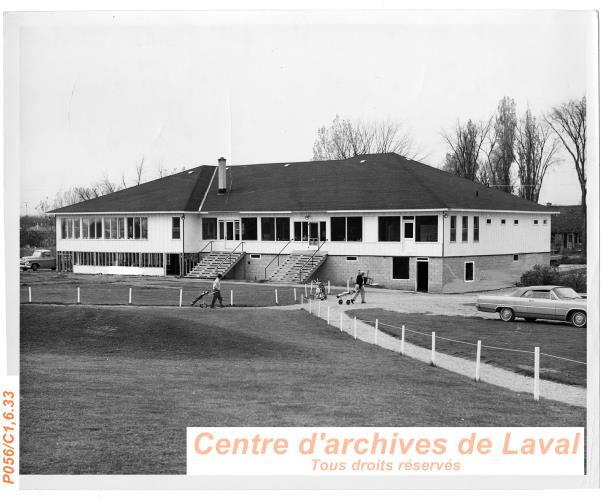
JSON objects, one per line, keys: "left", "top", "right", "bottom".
{"left": 312, "top": 96, "right": 587, "bottom": 251}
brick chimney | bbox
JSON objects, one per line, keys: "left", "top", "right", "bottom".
{"left": 217, "top": 157, "right": 227, "bottom": 194}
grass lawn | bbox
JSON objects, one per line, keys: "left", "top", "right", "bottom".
{"left": 21, "top": 304, "right": 585, "bottom": 474}
{"left": 20, "top": 272, "right": 309, "bottom": 307}
{"left": 346, "top": 308, "right": 586, "bottom": 387}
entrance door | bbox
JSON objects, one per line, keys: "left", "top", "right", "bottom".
{"left": 309, "top": 222, "right": 319, "bottom": 245}
{"left": 219, "top": 220, "right": 240, "bottom": 248}
{"left": 416, "top": 260, "right": 429, "bottom": 292}
{"left": 166, "top": 253, "right": 180, "bottom": 276}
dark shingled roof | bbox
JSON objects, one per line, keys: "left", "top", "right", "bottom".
{"left": 201, "top": 153, "right": 552, "bottom": 213}
{"left": 49, "top": 166, "right": 215, "bottom": 213}
{"left": 550, "top": 205, "right": 584, "bottom": 233}
{"left": 50, "top": 153, "right": 553, "bottom": 214}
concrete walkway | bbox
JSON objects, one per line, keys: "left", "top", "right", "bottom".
{"left": 280, "top": 297, "right": 586, "bottom": 408}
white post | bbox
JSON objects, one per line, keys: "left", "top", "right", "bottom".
{"left": 327, "top": 281, "right": 331, "bottom": 294}
{"left": 129, "top": 287, "right": 132, "bottom": 305}
{"left": 77, "top": 287, "right": 81, "bottom": 304}
{"left": 230, "top": 290, "right": 234, "bottom": 306}
{"left": 401, "top": 325, "right": 405, "bottom": 355}
{"left": 294, "top": 288, "right": 297, "bottom": 302}
{"left": 374, "top": 319, "right": 378, "bottom": 345}
{"left": 347, "top": 278, "right": 350, "bottom": 293}
{"left": 327, "top": 306, "right": 330, "bottom": 325}
{"left": 340, "top": 313, "right": 343, "bottom": 332}
{"left": 301, "top": 294, "right": 304, "bottom": 305}
{"left": 475, "top": 340, "right": 482, "bottom": 381}
{"left": 303, "top": 283, "right": 307, "bottom": 297}
{"left": 28, "top": 286, "right": 32, "bottom": 303}
{"left": 353, "top": 316, "right": 357, "bottom": 339}
{"left": 309, "top": 298, "right": 312, "bottom": 314}
{"left": 275, "top": 289, "right": 279, "bottom": 305}
{"left": 310, "top": 281, "right": 314, "bottom": 293}
{"left": 431, "top": 331, "right": 436, "bottom": 366}
{"left": 534, "top": 347, "right": 540, "bottom": 401}
{"left": 317, "top": 299, "right": 321, "bottom": 317}
{"left": 179, "top": 288, "right": 183, "bottom": 307}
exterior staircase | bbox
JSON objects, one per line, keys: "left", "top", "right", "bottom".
{"left": 186, "top": 251, "right": 245, "bottom": 279}
{"left": 267, "top": 252, "right": 328, "bottom": 283}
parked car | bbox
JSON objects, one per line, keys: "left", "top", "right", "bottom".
{"left": 475, "top": 285, "right": 587, "bottom": 328}
{"left": 20, "top": 249, "right": 56, "bottom": 271}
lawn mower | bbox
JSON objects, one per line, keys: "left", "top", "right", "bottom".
{"left": 336, "top": 289, "right": 357, "bottom": 305}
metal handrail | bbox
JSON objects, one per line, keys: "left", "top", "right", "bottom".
{"left": 299, "top": 240, "right": 327, "bottom": 283}
{"left": 264, "top": 239, "right": 293, "bottom": 280}
{"left": 214, "top": 241, "right": 244, "bottom": 276}
{"left": 198, "top": 240, "right": 214, "bottom": 259}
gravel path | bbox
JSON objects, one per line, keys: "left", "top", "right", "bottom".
{"left": 275, "top": 293, "right": 586, "bottom": 408}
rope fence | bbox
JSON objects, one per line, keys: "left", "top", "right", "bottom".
{"left": 302, "top": 297, "right": 586, "bottom": 402}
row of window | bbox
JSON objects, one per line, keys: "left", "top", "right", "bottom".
{"left": 389, "top": 257, "right": 474, "bottom": 282}
{"left": 74, "top": 252, "right": 163, "bottom": 267}
{"left": 61, "top": 217, "right": 148, "bottom": 240}
{"left": 450, "top": 216, "right": 480, "bottom": 243}
{"left": 201, "top": 216, "right": 440, "bottom": 243}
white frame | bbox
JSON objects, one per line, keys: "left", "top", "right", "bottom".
{"left": 464, "top": 261, "right": 475, "bottom": 282}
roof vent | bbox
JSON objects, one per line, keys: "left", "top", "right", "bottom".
{"left": 360, "top": 159, "right": 366, "bottom": 163}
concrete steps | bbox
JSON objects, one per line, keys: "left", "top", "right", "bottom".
{"left": 186, "top": 251, "right": 245, "bottom": 279}
{"left": 268, "top": 252, "right": 327, "bottom": 283}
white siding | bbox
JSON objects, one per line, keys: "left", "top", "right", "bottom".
{"left": 73, "top": 265, "right": 164, "bottom": 276}
{"left": 443, "top": 211, "right": 551, "bottom": 256}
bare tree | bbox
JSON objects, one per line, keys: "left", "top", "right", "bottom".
{"left": 441, "top": 118, "right": 493, "bottom": 181}
{"left": 546, "top": 97, "right": 587, "bottom": 251}
{"left": 486, "top": 97, "right": 517, "bottom": 193}
{"left": 312, "top": 115, "right": 420, "bottom": 161}
{"left": 135, "top": 157, "right": 145, "bottom": 185}
{"left": 514, "top": 108, "right": 560, "bottom": 202}
{"left": 100, "top": 173, "right": 118, "bottom": 195}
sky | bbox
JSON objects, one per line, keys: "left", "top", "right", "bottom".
{"left": 13, "top": 10, "right": 596, "bottom": 214}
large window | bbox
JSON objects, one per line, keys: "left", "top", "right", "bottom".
{"left": 415, "top": 216, "right": 438, "bottom": 242}
{"left": 261, "top": 217, "right": 290, "bottom": 241}
{"left": 462, "top": 216, "right": 468, "bottom": 242}
{"left": 473, "top": 216, "right": 479, "bottom": 242}
{"left": 202, "top": 218, "right": 218, "bottom": 239}
{"left": 331, "top": 217, "right": 363, "bottom": 242}
{"left": 450, "top": 216, "right": 457, "bottom": 242}
{"left": 74, "top": 251, "right": 163, "bottom": 268}
{"left": 378, "top": 216, "right": 400, "bottom": 242}
{"left": 393, "top": 257, "right": 410, "bottom": 279}
{"left": 241, "top": 218, "right": 257, "bottom": 240}
{"left": 171, "top": 217, "right": 181, "bottom": 239}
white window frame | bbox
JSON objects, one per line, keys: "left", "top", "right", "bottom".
{"left": 464, "top": 261, "right": 475, "bottom": 282}
{"left": 345, "top": 256, "right": 358, "bottom": 261}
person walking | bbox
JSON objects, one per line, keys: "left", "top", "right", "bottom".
{"left": 210, "top": 273, "right": 224, "bottom": 308}
{"left": 352, "top": 270, "right": 366, "bottom": 304}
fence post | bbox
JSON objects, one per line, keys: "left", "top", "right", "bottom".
{"left": 353, "top": 316, "right": 357, "bottom": 339}
{"left": 77, "top": 287, "right": 81, "bottom": 304}
{"left": 301, "top": 294, "right": 304, "bottom": 306}
{"left": 294, "top": 288, "right": 297, "bottom": 302}
{"left": 347, "top": 278, "right": 350, "bottom": 293}
{"left": 340, "top": 312, "right": 344, "bottom": 332}
{"left": 401, "top": 325, "right": 405, "bottom": 355}
{"left": 318, "top": 299, "right": 321, "bottom": 317}
{"left": 28, "top": 286, "right": 32, "bottom": 303}
{"left": 230, "top": 290, "right": 234, "bottom": 306}
{"left": 303, "top": 283, "right": 307, "bottom": 297}
{"left": 374, "top": 319, "right": 378, "bottom": 345}
{"left": 431, "top": 331, "right": 436, "bottom": 366}
{"left": 275, "top": 289, "right": 279, "bottom": 305}
{"left": 309, "top": 298, "right": 312, "bottom": 314}
{"left": 179, "top": 288, "right": 183, "bottom": 307}
{"left": 328, "top": 281, "right": 331, "bottom": 294}
{"left": 310, "top": 281, "right": 314, "bottom": 293}
{"left": 327, "top": 306, "right": 330, "bottom": 325}
{"left": 129, "top": 287, "right": 132, "bottom": 305}
{"left": 475, "top": 340, "right": 482, "bottom": 381}
{"left": 534, "top": 347, "right": 540, "bottom": 401}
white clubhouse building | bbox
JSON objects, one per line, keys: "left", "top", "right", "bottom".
{"left": 50, "top": 153, "right": 556, "bottom": 292}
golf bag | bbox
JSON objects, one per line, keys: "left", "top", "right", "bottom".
{"left": 313, "top": 279, "right": 327, "bottom": 300}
